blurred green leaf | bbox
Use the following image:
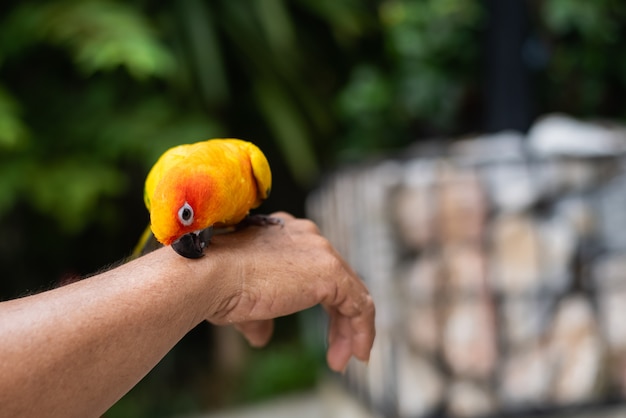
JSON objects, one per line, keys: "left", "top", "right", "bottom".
{"left": 0, "top": 86, "right": 29, "bottom": 149}
{"left": 254, "top": 81, "right": 319, "bottom": 185}
{"left": 297, "top": 0, "right": 371, "bottom": 41}
{"left": 177, "top": 0, "right": 229, "bottom": 107}
{"left": 338, "top": 65, "right": 391, "bottom": 117}
{"left": 98, "top": 101, "right": 225, "bottom": 167}
{"left": 236, "top": 344, "right": 321, "bottom": 403}
{"left": 3, "top": 0, "right": 176, "bottom": 79}
{"left": 26, "top": 158, "right": 127, "bottom": 233}
{"left": 0, "top": 159, "right": 32, "bottom": 217}
{"left": 254, "top": 0, "right": 296, "bottom": 55}
{"left": 537, "top": 0, "right": 626, "bottom": 116}
{"left": 52, "top": 0, "right": 176, "bottom": 78}
{"left": 336, "top": 0, "right": 483, "bottom": 155}
{"left": 542, "top": 0, "right": 618, "bottom": 41}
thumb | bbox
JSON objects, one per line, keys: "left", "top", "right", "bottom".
{"left": 233, "top": 319, "right": 275, "bottom": 347}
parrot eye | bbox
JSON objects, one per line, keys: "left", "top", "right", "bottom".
{"left": 178, "top": 202, "right": 194, "bottom": 226}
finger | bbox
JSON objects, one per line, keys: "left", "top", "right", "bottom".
{"left": 291, "top": 218, "right": 321, "bottom": 234}
{"left": 326, "top": 310, "right": 354, "bottom": 372}
{"left": 350, "top": 298, "right": 376, "bottom": 361}
{"left": 324, "top": 286, "right": 376, "bottom": 372}
{"left": 233, "top": 319, "right": 275, "bottom": 347}
{"left": 269, "top": 211, "right": 295, "bottom": 221}
{"left": 269, "top": 213, "right": 320, "bottom": 235}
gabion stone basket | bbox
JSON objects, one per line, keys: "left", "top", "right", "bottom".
{"left": 307, "top": 115, "right": 626, "bottom": 418}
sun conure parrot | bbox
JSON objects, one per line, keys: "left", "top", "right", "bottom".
{"left": 136, "top": 138, "right": 280, "bottom": 259}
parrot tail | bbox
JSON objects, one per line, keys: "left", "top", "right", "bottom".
{"left": 131, "top": 225, "right": 163, "bottom": 259}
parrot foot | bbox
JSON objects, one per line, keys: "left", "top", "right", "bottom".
{"left": 172, "top": 216, "right": 281, "bottom": 259}
{"left": 238, "top": 214, "right": 284, "bottom": 229}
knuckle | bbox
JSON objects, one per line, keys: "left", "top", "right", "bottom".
{"left": 271, "top": 211, "right": 294, "bottom": 220}
{"left": 363, "top": 294, "right": 376, "bottom": 317}
{"left": 322, "top": 252, "right": 344, "bottom": 274}
{"left": 296, "top": 218, "right": 321, "bottom": 234}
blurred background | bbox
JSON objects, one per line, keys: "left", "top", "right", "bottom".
{"left": 2, "top": 0, "right": 626, "bottom": 417}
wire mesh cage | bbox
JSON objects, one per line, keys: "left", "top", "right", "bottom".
{"left": 306, "top": 115, "right": 626, "bottom": 418}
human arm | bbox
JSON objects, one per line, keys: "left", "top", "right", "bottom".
{"left": 0, "top": 212, "right": 375, "bottom": 417}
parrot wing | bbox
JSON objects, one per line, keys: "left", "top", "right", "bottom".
{"left": 244, "top": 141, "right": 272, "bottom": 202}
{"left": 211, "top": 139, "right": 272, "bottom": 204}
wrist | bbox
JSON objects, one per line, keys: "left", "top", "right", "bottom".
{"left": 150, "top": 244, "right": 243, "bottom": 326}
{"left": 130, "top": 247, "right": 221, "bottom": 330}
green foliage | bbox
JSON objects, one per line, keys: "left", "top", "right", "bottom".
{"left": 0, "top": 157, "right": 125, "bottom": 232}
{"left": 0, "top": 86, "right": 28, "bottom": 149}
{"left": 235, "top": 343, "right": 322, "bottom": 404}
{"left": 542, "top": 0, "right": 618, "bottom": 39}
{"left": 254, "top": 80, "right": 318, "bottom": 185}
{"left": 536, "top": 0, "right": 626, "bottom": 116}
{"left": 1, "top": 0, "right": 176, "bottom": 78}
{"left": 0, "top": 0, "right": 378, "bottom": 234}
{"left": 296, "top": 0, "right": 374, "bottom": 42}
{"left": 382, "top": 0, "right": 483, "bottom": 119}
{"left": 337, "top": 0, "right": 484, "bottom": 157}
{"left": 0, "top": 0, "right": 222, "bottom": 233}
{"left": 28, "top": 159, "right": 125, "bottom": 232}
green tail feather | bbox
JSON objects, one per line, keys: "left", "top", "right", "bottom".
{"left": 131, "top": 225, "right": 163, "bottom": 259}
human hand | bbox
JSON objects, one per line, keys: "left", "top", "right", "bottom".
{"left": 201, "top": 212, "right": 375, "bottom": 372}
{"left": 0, "top": 212, "right": 373, "bottom": 417}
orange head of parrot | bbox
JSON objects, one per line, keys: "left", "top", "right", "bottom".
{"left": 149, "top": 168, "right": 217, "bottom": 258}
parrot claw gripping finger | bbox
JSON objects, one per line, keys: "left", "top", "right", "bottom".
{"left": 212, "top": 215, "right": 283, "bottom": 236}
{"left": 238, "top": 214, "right": 284, "bottom": 229}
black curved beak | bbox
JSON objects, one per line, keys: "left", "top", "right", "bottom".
{"left": 171, "top": 227, "right": 213, "bottom": 259}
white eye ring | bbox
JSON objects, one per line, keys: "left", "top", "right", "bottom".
{"left": 178, "top": 202, "right": 194, "bottom": 226}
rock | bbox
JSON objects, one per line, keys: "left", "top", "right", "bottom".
{"left": 393, "top": 160, "right": 438, "bottom": 249}
{"left": 554, "top": 196, "right": 596, "bottom": 241}
{"left": 491, "top": 202, "right": 577, "bottom": 299}
{"left": 547, "top": 296, "right": 603, "bottom": 405}
{"left": 447, "top": 380, "right": 496, "bottom": 418}
{"left": 555, "top": 159, "right": 600, "bottom": 192}
{"left": 533, "top": 157, "right": 606, "bottom": 199}
{"left": 536, "top": 216, "right": 576, "bottom": 295}
{"left": 593, "top": 253, "right": 626, "bottom": 351}
{"left": 437, "top": 165, "right": 486, "bottom": 245}
{"left": 442, "top": 298, "right": 497, "bottom": 379}
{"left": 499, "top": 344, "right": 552, "bottom": 410}
{"left": 443, "top": 245, "right": 488, "bottom": 296}
{"left": 592, "top": 253, "right": 626, "bottom": 393}
{"left": 481, "top": 162, "right": 538, "bottom": 212}
{"left": 405, "top": 304, "right": 440, "bottom": 356}
{"left": 362, "top": 332, "right": 396, "bottom": 413}
{"left": 501, "top": 297, "right": 602, "bottom": 409}
{"left": 489, "top": 214, "right": 541, "bottom": 295}
{"left": 597, "top": 174, "right": 626, "bottom": 251}
{"left": 500, "top": 298, "right": 552, "bottom": 347}
{"left": 528, "top": 114, "right": 626, "bottom": 157}
{"left": 395, "top": 344, "right": 445, "bottom": 418}
{"left": 450, "top": 131, "right": 527, "bottom": 164}
{"left": 401, "top": 255, "right": 442, "bottom": 353}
